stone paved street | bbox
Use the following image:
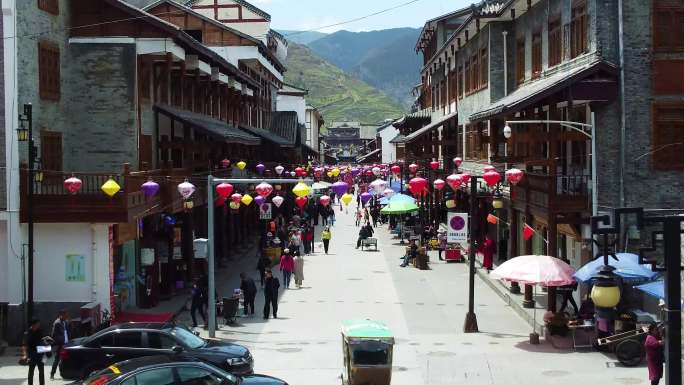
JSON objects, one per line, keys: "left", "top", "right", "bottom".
{"left": 0, "top": 208, "right": 648, "bottom": 384}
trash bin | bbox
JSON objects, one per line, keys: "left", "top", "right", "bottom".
{"left": 222, "top": 297, "right": 239, "bottom": 324}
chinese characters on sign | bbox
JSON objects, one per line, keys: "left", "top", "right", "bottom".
{"left": 447, "top": 212, "right": 468, "bottom": 246}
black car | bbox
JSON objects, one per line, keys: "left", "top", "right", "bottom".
{"left": 59, "top": 322, "right": 253, "bottom": 380}
{"left": 71, "top": 355, "right": 286, "bottom": 385}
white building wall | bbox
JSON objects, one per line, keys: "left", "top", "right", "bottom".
{"left": 276, "top": 94, "right": 306, "bottom": 124}
{"left": 0, "top": 221, "right": 7, "bottom": 303}
{"left": 379, "top": 124, "right": 399, "bottom": 163}
{"left": 209, "top": 46, "right": 283, "bottom": 82}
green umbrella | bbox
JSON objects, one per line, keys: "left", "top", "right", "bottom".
{"left": 380, "top": 200, "right": 419, "bottom": 215}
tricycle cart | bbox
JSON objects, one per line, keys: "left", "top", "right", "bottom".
{"left": 341, "top": 319, "right": 394, "bottom": 385}
{"left": 597, "top": 327, "right": 648, "bottom": 366}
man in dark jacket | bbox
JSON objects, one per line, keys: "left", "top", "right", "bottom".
{"left": 263, "top": 269, "right": 280, "bottom": 319}
{"left": 23, "top": 319, "right": 51, "bottom": 385}
{"left": 240, "top": 272, "right": 257, "bottom": 316}
{"left": 190, "top": 280, "right": 206, "bottom": 328}
{"left": 257, "top": 254, "right": 271, "bottom": 288}
{"left": 50, "top": 309, "right": 70, "bottom": 379}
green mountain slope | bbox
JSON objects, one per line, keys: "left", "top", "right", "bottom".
{"left": 285, "top": 43, "right": 405, "bottom": 125}
{"left": 278, "top": 30, "right": 327, "bottom": 45}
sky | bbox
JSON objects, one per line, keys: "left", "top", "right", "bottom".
{"left": 251, "top": 0, "right": 473, "bottom": 33}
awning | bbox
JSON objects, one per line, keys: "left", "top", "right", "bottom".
{"left": 403, "top": 112, "right": 457, "bottom": 144}
{"left": 393, "top": 108, "right": 432, "bottom": 130}
{"left": 469, "top": 60, "right": 618, "bottom": 122}
{"left": 153, "top": 104, "right": 260, "bottom": 145}
{"left": 302, "top": 143, "right": 319, "bottom": 155}
{"left": 357, "top": 148, "right": 381, "bottom": 163}
{"left": 239, "top": 125, "right": 294, "bottom": 147}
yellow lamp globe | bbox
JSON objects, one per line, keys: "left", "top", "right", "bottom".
{"left": 445, "top": 199, "right": 456, "bottom": 209}
{"left": 292, "top": 182, "right": 311, "bottom": 198}
{"left": 341, "top": 193, "right": 353, "bottom": 205}
{"left": 591, "top": 284, "right": 621, "bottom": 308}
{"left": 236, "top": 161, "right": 247, "bottom": 170}
{"left": 101, "top": 178, "right": 121, "bottom": 197}
{"left": 492, "top": 197, "right": 504, "bottom": 209}
{"left": 229, "top": 201, "right": 240, "bottom": 210}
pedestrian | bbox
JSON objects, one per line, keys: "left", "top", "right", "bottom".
{"left": 644, "top": 323, "right": 664, "bottom": 385}
{"left": 303, "top": 225, "right": 313, "bottom": 254}
{"left": 355, "top": 208, "right": 362, "bottom": 227}
{"left": 437, "top": 229, "right": 447, "bottom": 261}
{"left": 257, "top": 253, "right": 271, "bottom": 288}
{"left": 190, "top": 280, "right": 207, "bottom": 328}
{"left": 279, "top": 249, "right": 295, "bottom": 289}
{"left": 558, "top": 281, "right": 579, "bottom": 315}
{"left": 294, "top": 252, "right": 305, "bottom": 289}
{"left": 289, "top": 231, "right": 302, "bottom": 255}
{"left": 23, "top": 318, "right": 51, "bottom": 385}
{"left": 321, "top": 226, "right": 332, "bottom": 254}
{"left": 370, "top": 206, "right": 379, "bottom": 227}
{"left": 239, "top": 272, "right": 257, "bottom": 316}
{"left": 263, "top": 270, "right": 280, "bottom": 319}
{"left": 328, "top": 206, "right": 336, "bottom": 226}
{"left": 480, "top": 235, "right": 495, "bottom": 272}
{"left": 49, "top": 309, "right": 70, "bottom": 380}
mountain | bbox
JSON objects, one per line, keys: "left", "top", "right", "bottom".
{"left": 307, "top": 28, "right": 422, "bottom": 108}
{"left": 284, "top": 43, "right": 405, "bottom": 126}
{"left": 278, "top": 30, "right": 327, "bottom": 45}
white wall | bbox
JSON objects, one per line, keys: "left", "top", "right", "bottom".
{"left": 210, "top": 46, "right": 283, "bottom": 82}
{"left": 379, "top": 124, "right": 399, "bottom": 163}
{"left": 276, "top": 94, "right": 306, "bottom": 124}
{"left": 0, "top": 221, "right": 7, "bottom": 303}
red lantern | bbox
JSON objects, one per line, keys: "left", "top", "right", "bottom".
{"left": 314, "top": 167, "right": 323, "bottom": 178}
{"left": 484, "top": 165, "right": 496, "bottom": 172}
{"left": 220, "top": 158, "right": 231, "bottom": 168}
{"left": 255, "top": 182, "right": 273, "bottom": 198}
{"left": 433, "top": 178, "right": 445, "bottom": 190}
{"left": 483, "top": 170, "right": 501, "bottom": 187}
{"left": 295, "top": 196, "right": 308, "bottom": 208}
{"left": 461, "top": 172, "right": 471, "bottom": 185}
{"left": 215, "top": 183, "right": 234, "bottom": 199}
{"left": 365, "top": 169, "right": 373, "bottom": 177}
{"left": 408, "top": 163, "right": 419, "bottom": 174}
{"left": 408, "top": 177, "right": 428, "bottom": 196}
{"left": 453, "top": 157, "right": 462, "bottom": 167}
{"left": 295, "top": 167, "right": 305, "bottom": 177}
{"left": 230, "top": 193, "right": 242, "bottom": 204}
{"left": 64, "top": 176, "right": 82, "bottom": 194}
{"left": 319, "top": 195, "right": 331, "bottom": 206}
{"left": 390, "top": 165, "right": 401, "bottom": 175}
{"left": 430, "top": 160, "right": 439, "bottom": 170}
{"left": 446, "top": 173, "right": 463, "bottom": 190}
{"left": 505, "top": 168, "right": 524, "bottom": 185}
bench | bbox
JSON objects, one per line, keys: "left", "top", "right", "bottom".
{"left": 361, "top": 238, "right": 378, "bottom": 251}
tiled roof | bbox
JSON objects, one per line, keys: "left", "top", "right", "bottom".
{"left": 357, "top": 148, "right": 381, "bottom": 163}
{"left": 154, "top": 104, "right": 260, "bottom": 145}
{"left": 389, "top": 134, "right": 406, "bottom": 144}
{"left": 239, "top": 125, "right": 293, "bottom": 147}
{"left": 403, "top": 112, "right": 457, "bottom": 144}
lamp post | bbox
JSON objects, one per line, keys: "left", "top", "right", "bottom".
{"left": 17, "top": 104, "right": 36, "bottom": 323}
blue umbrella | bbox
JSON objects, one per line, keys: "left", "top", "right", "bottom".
{"left": 389, "top": 180, "right": 402, "bottom": 192}
{"left": 573, "top": 253, "right": 660, "bottom": 283}
{"left": 389, "top": 193, "right": 416, "bottom": 203}
{"left": 635, "top": 280, "right": 665, "bottom": 300}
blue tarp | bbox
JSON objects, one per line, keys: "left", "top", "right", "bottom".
{"left": 573, "top": 253, "right": 661, "bottom": 283}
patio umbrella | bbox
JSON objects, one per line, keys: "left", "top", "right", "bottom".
{"left": 389, "top": 193, "right": 416, "bottom": 203}
{"left": 573, "top": 253, "right": 660, "bottom": 283}
{"left": 490, "top": 255, "right": 576, "bottom": 340}
{"left": 311, "top": 181, "right": 332, "bottom": 190}
{"left": 380, "top": 200, "right": 419, "bottom": 215}
{"left": 635, "top": 280, "right": 684, "bottom": 307}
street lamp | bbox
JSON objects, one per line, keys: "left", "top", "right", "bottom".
{"left": 17, "top": 103, "right": 35, "bottom": 323}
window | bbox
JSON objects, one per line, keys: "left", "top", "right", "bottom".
{"left": 653, "top": 2, "right": 684, "bottom": 51}
{"left": 548, "top": 18, "right": 563, "bottom": 66}
{"left": 350, "top": 341, "right": 390, "bottom": 365}
{"left": 652, "top": 103, "right": 684, "bottom": 170}
{"left": 457, "top": 65, "right": 463, "bottom": 98}
{"left": 38, "top": 0, "right": 58, "bottom": 15}
{"left": 115, "top": 332, "right": 142, "bottom": 348}
{"left": 39, "top": 41, "right": 60, "bottom": 101}
{"left": 479, "top": 47, "right": 488, "bottom": 88}
{"left": 570, "top": 2, "right": 588, "bottom": 58}
{"left": 122, "top": 368, "right": 175, "bottom": 385}
{"left": 92, "top": 334, "right": 114, "bottom": 348}
{"left": 532, "top": 31, "right": 542, "bottom": 79}
{"left": 178, "top": 366, "right": 236, "bottom": 385}
{"left": 516, "top": 39, "right": 525, "bottom": 84}
{"left": 464, "top": 60, "right": 470, "bottom": 94}
{"left": 147, "top": 332, "right": 176, "bottom": 349}
{"left": 469, "top": 53, "right": 478, "bottom": 93}
{"left": 40, "top": 130, "right": 62, "bottom": 171}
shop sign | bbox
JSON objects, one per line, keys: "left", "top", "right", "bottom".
{"left": 65, "top": 254, "right": 85, "bottom": 282}
{"left": 141, "top": 248, "right": 155, "bottom": 266}
{"left": 259, "top": 203, "right": 272, "bottom": 220}
{"left": 447, "top": 212, "right": 468, "bottom": 244}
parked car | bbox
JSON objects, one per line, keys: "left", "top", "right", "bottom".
{"left": 59, "top": 322, "right": 253, "bottom": 380}
{"left": 71, "top": 355, "right": 287, "bottom": 385}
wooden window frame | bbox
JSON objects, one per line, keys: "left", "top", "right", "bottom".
{"left": 468, "top": 53, "right": 478, "bottom": 94}
{"left": 38, "top": 40, "right": 60, "bottom": 101}
{"left": 479, "top": 46, "right": 488, "bottom": 89}
{"left": 570, "top": 1, "right": 588, "bottom": 59}
{"left": 652, "top": 102, "right": 684, "bottom": 170}
{"left": 532, "top": 30, "right": 542, "bottom": 79}
{"left": 516, "top": 38, "right": 526, "bottom": 85}
{"left": 40, "top": 130, "right": 62, "bottom": 171}
{"left": 457, "top": 64, "right": 463, "bottom": 99}
{"left": 38, "top": 0, "right": 58, "bottom": 15}
{"left": 548, "top": 18, "right": 562, "bottom": 67}
{"left": 653, "top": 2, "right": 684, "bottom": 52}
{"left": 464, "top": 60, "right": 471, "bottom": 95}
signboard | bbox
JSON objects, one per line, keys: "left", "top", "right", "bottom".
{"left": 66, "top": 254, "right": 85, "bottom": 282}
{"left": 141, "top": 248, "right": 155, "bottom": 266}
{"left": 259, "top": 203, "right": 272, "bottom": 220}
{"left": 447, "top": 212, "right": 468, "bottom": 244}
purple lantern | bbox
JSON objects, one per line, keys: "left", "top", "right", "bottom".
{"left": 360, "top": 192, "right": 372, "bottom": 205}
{"left": 255, "top": 163, "right": 266, "bottom": 174}
{"left": 331, "top": 181, "right": 349, "bottom": 196}
{"left": 254, "top": 195, "right": 266, "bottom": 206}
{"left": 141, "top": 180, "right": 160, "bottom": 197}
{"left": 351, "top": 168, "right": 361, "bottom": 177}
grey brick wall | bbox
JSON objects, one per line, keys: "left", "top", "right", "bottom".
{"left": 0, "top": 13, "right": 5, "bottom": 211}
{"left": 456, "top": 25, "right": 492, "bottom": 127}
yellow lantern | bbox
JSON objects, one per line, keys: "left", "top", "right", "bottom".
{"left": 326, "top": 171, "right": 333, "bottom": 178}
{"left": 229, "top": 201, "right": 240, "bottom": 210}
{"left": 332, "top": 168, "right": 340, "bottom": 177}
{"left": 292, "top": 181, "right": 311, "bottom": 198}
{"left": 341, "top": 193, "right": 353, "bottom": 205}
{"left": 445, "top": 199, "right": 456, "bottom": 209}
{"left": 101, "top": 178, "right": 121, "bottom": 197}
{"left": 236, "top": 161, "right": 247, "bottom": 170}
{"left": 241, "top": 194, "right": 254, "bottom": 206}
{"left": 591, "top": 284, "right": 621, "bottom": 308}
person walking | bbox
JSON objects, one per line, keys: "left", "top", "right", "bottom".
{"left": 480, "top": 235, "right": 495, "bottom": 272}
{"left": 257, "top": 253, "right": 271, "bottom": 288}
{"left": 303, "top": 225, "right": 313, "bottom": 254}
{"left": 328, "top": 206, "right": 336, "bottom": 226}
{"left": 293, "top": 253, "right": 305, "bottom": 289}
{"left": 190, "top": 280, "right": 207, "bottom": 328}
{"left": 321, "top": 226, "right": 332, "bottom": 254}
{"left": 355, "top": 208, "right": 362, "bottom": 227}
{"left": 644, "top": 323, "right": 664, "bottom": 385}
{"left": 23, "top": 319, "right": 51, "bottom": 385}
{"left": 239, "top": 273, "right": 257, "bottom": 316}
{"left": 437, "top": 229, "right": 447, "bottom": 261}
{"left": 279, "top": 249, "right": 295, "bottom": 289}
{"left": 49, "top": 309, "right": 70, "bottom": 379}
{"left": 263, "top": 270, "right": 280, "bottom": 319}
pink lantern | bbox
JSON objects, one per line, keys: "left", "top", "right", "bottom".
{"left": 230, "top": 193, "right": 242, "bottom": 204}
{"left": 255, "top": 182, "right": 274, "bottom": 198}
{"left": 484, "top": 165, "right": 496, "bottom": 172}
{"left": 446, "top": 173, "right": 463, "bottom": 190}
{"left": 319, "top": 195, "right": 331, "bottom": 206}
{"left": 64, "top": 176, "right": 82, "bottom": 194}
{"left": 505, "top": 168, "right": 524, "bottom": 185}
{"left": 215, "top": 183, "right": 234, "bottom": 199}
{"left": 430, "top": 160, "right": 439, "bottom": 170}
{"left": 314, "top": 167, "right": 323, "bottom": 178}
{"left": 295, "top": 196, "right": 308, "bottom": 209}
{"left": 220, "top": 158, "right": 231, "bottom": 168}
{"left": 461, "top": 172, "right": 471, "bottom": 185}
{"left": 408, "top": 163, "right": 419, "bottom": 174}
{"left": 408, "top": 177, "right": 428, "bottom": 196}
{"left": 370, "top": 178, "right": 387, "bottom": 193}
{"left": 453, "top": 157, "right": 463, "bottom": 167}
{"left": 290, "top": 171, "right": 296, "bottom": 177}
{"left": 275, "top": 165, "right": 284, "bottom": 175}
{"left": 372, "top": 166, "right": 381, "bottom": 176}
{"left": 364, "top": 169, "right": 373, "bottom": 177}
{"left": 483, "top": 169, "right": 502, "bottom": 187}
{"left": 390, "top": 165, "right": 401, "bottom": 175}
{"left": 433, "top": 178, "right": 446, "bottom": 190}
{"left": 177, "top": 180, "right": 196, "bottom": 199}
{"left": 382, "top": 188, "right": 395, "bottom": 197}
{"left": 272, "top": 195, "right": 284, "bottom": 207}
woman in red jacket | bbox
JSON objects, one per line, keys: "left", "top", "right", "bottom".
{"left": 279, "top": 249, "right": 295, "bottom": 289}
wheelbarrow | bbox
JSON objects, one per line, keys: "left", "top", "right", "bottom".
{"left": 597, "top": 327, "right": 648, "bottom": 366}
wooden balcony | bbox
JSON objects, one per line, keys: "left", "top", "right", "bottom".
{"left": 511, "top": 173, "right": 590, "bottom": 214}
{"left": 20, "top": 164, "right": 207, "bottom": 223}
